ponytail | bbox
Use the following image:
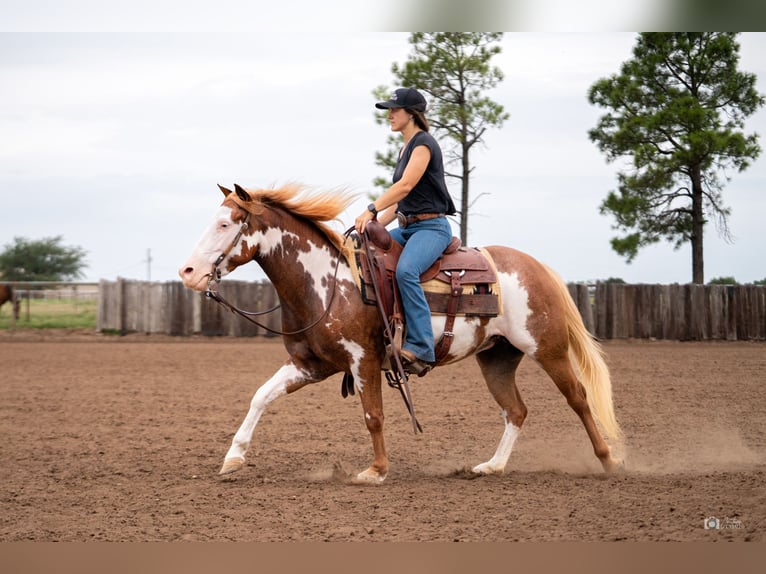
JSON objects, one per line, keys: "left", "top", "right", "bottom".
{"left": 410, "top": 109, "right": 429, "bottom": 132}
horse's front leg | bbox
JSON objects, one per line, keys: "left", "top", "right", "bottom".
{"left": 354, "top": 366, "right": 388, "bottom": 484}
{"left": 220, "top": 362, "right": 311, "bottom": 475}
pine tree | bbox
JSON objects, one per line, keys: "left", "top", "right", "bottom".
{"left": 588, "top": 33, "right": 764, "bottom": 283}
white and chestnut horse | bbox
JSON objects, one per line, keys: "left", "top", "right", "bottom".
{"left": 179, "top": 184, "right": 623, "bottom": 483}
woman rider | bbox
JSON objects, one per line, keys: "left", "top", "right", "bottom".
{"left": 355, "top": 87, "right": 456, "bottom": 376}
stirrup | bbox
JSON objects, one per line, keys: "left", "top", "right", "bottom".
{"left": 399, "top": 349, "right": 432, "bottom": 377}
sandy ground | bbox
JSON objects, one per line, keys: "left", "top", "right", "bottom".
{"left": 0, "top": 329, "right": 764, "bottom": 542}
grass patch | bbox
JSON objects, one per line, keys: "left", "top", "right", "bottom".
{"left": 0, "top": 298, "right": 97, "bottom": 329}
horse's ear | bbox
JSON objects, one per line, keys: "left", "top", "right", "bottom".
{"left": 218, "top": 184, "right": 233, "bottom": 197}
{"left": 234, "top": 184, "right": 251, "bottom": 203}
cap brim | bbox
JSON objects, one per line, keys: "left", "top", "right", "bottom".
{"left": 375, "top": 100, "right": 398, "bottom": 109}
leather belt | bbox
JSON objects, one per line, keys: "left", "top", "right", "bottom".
{"left": 397, "top": 212, "right": 445, "bottom": 228}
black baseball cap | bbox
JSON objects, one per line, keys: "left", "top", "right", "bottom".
{"left": 375, "top": 88, "right": 427, "bottom": 112}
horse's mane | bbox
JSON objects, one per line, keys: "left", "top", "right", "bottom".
{"left": 233, "top": 184, "right": 358, "bottom": 250}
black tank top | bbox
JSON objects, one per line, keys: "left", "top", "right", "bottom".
{"left": 393, "top": 131, "right": 456, "bottom": 216}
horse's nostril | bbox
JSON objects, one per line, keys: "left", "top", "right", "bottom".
{"left": 178, "top": 267, "right": 194, "bottom": 279}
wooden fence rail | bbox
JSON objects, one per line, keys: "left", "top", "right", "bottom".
{"left": 98, "top": 279, "right": 766, "bottom": 341}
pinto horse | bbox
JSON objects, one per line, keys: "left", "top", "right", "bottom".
{"left": 179, "top": 184, "right": 623, "bottom": 483}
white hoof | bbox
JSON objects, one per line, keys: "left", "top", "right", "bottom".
{"left": 353, "top": 468, "right": 387, "bottom": 484}
{"left": 472, "top": 462, "right": 504, "bottom": 475}
{"left": 219, "top": 457, "right": 245, "bottom": 475}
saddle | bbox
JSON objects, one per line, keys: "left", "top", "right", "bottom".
{"left": 348, "top": 220, "right": 501, "bottom": 364}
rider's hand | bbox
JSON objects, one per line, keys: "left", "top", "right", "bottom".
{"left": 354, "top": 210, "right": 375, "bottom": 235}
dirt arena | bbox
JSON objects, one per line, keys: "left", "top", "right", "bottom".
{"left": 0, "top": 329, "right": 763, "bottom": 542}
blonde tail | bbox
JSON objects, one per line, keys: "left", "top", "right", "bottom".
{"left": 544, "top": 266, "right": 623, "bottom": 442}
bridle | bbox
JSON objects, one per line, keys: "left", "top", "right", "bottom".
{"left": 203, "top": 213, "right": 348, "bottom": 337}
{"left": 208, "top": 211, "right": 252, "bottom": 284}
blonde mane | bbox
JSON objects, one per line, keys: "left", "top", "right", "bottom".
{"left": 232, "top": 184, "right": 358, "bottom": 250}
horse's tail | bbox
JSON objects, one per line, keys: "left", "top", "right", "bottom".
{"left": 544, "top": 265, "right": 623, "bottom": 442}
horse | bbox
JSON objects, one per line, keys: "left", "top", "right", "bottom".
{"left": 179, "top": 183, "right": 624, "bottom": 483}
{"left": 0, "top": 284, "right": 20, "bottom": 321}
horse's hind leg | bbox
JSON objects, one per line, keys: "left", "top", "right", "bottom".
{"left": 473, "top": 338, "right": 527, "bottom": 475}
{"left": 537, "top": 353, "right": 621, "bottom": 473}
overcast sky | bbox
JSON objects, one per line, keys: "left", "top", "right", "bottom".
{"left": 1, "top": 27, "right": 764, "bottom": 285}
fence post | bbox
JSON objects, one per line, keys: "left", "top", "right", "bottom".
{"left": 567, "top": 283, "right": 594, "bottom": 335}
{"left": 725, "top": 285, "right": 737, "bottom": 341}
{"left": 118, "top": 278, "right": 127, "bottom": 335}
{"left": 594, "top": 282, "right": 605, "bottom": 339}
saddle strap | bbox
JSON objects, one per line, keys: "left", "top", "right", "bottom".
{"left": 434, "top": 272, "right": 463, "bottom": 362}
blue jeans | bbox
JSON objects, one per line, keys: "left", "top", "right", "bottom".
{"left": 389, "top": 217, "right": 453, "bottom": 362}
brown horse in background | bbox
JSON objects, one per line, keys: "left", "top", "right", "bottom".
{"left": 0, "top": 284, "right": 20, "bottom": 321}
{"left": 179, "top": 184, "right": 624, "bottom": 483}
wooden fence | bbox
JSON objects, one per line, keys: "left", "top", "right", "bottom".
{"left": 97, "top": 279, "right": 766, "bottom": 341}
{"left": 97, "top": 279, "right": 281, "bottom": 336}
{"left": 587, "top": 283, "right": 766, "bottom": 341}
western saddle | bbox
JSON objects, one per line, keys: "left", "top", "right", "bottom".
{"left": 352, "top": 220, "right": 500, "bottom": 365}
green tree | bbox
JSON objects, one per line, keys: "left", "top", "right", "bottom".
{"left": 588, "top": 33, "right": 764, "bottom": 284}
{"left": 374, "top": 32, "right": 509, "bottom": 244}
{"left": 0, "top": 236, "right": 88, "bottom": 281}
{"left": 708, "top": 276, "right": 739, "bottom": 285}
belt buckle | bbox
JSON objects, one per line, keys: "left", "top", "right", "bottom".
{"left": 396, "top": 212, "right": 408, "bottom": 228}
